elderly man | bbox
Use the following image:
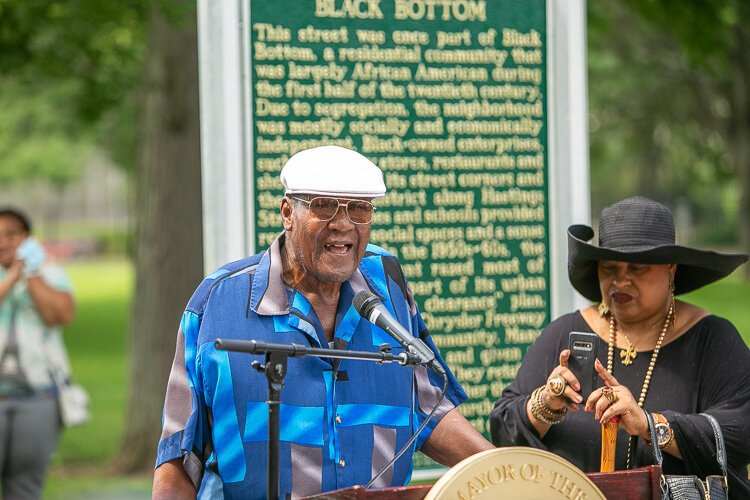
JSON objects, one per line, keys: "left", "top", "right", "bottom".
{"left": 153, "top": 146, "right": 493, "bottom": 498}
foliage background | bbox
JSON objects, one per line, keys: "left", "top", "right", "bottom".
{"left": 587, "top": 0, "right": 750, "bottom": 255}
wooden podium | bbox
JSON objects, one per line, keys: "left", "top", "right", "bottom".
{"left": 302, "top": 485, "right": 432, "bottom": 499}
{"left": 587, "top": 465, "right": 663, "bottom": 500}
{"left": 304, "top": 449, "right": 663, "bottom": 499}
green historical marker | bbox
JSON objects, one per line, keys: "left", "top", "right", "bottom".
{"left": 249, "top": 0, "right": 548, "bottom": 471}
{"left": 198, "top": 0, "right": 588, "bottom": 479}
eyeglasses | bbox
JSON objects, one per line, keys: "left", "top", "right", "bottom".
{"left": 290, "top": 196, "right": 375, "bottom": 224}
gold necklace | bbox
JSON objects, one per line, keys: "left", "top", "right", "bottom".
{"left": 607, "top": 297, "right": 675, "bottom": 469}
{"left": 606, "top": 301, "right": 674, "bottom": 407}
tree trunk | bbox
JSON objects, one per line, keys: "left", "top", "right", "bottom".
{"left": 115, "top": 2, "right": 203, "bottom": 472}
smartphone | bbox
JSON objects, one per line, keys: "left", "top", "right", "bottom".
{"left": 568, "top": 331, "right": 598, "bottom": 400}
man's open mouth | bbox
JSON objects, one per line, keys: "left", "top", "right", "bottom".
{"left": 324, "top": 243, "right": 353, "bottom": 255}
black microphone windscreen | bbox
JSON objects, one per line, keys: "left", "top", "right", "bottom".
{"left": 353, "top": 290, "right": 379, "bottom": 317}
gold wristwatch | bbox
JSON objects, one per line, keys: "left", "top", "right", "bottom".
{"left": 652, "top": 413, "right": 674, "bottom": 450}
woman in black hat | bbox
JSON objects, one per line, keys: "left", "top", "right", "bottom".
{"left": 490, "top": 196, "right": 750, "bottom": 496}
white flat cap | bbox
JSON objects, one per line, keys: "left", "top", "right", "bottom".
{"left": 280, "top": 145, "right": 386, "bottom": 198}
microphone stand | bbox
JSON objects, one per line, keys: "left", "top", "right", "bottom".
{"left": 214, "top": 338, "right": 422, "bottom": 500}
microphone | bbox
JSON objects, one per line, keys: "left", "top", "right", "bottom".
{"left": 353, "top": 290, "right": 445, "bottom": 375}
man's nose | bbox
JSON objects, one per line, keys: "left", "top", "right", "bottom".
{"left": 327, "top": 204, "right": 354, "bottom": 228}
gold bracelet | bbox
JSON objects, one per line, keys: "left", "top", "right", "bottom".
{"left": 530, "top": 386, "right": 567, "bottom": 425}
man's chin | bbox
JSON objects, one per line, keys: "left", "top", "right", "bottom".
{"left": 320, "top": 271, "right": 356, "bottom": 284}
{"left": 310, "top": 266, "right": 357, "bottom": 284}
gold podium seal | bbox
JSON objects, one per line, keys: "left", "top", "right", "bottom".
{"left": 425, "top": 447, "right": 606, "bottom": 500}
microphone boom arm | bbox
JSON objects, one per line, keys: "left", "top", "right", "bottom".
{"left": 215, "top": 338, "right": 421, "bottom": 366}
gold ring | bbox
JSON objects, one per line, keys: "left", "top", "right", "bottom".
{"left": 548, "top": 375, "right": 566, "bottom": 397}
{"left": 602, "top": 386, "right": 617, "bottom": 404}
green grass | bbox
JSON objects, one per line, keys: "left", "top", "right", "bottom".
{"left": 44, "top": 258, "right": 144, "bottom": 499}
{"left": 56, "top": 259, "right": 133, "bottom": 464}
{"left": 45, "top": 473, "right": 152, "bottom": 500}
{"left": 41, "top": 260, "right": 750, "bottom": 497}
{"left": 682, "top": 270, "right": 750, "bottom": 345}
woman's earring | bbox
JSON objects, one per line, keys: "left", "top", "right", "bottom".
{"left": 670, "top": 280, "right": 676, "bottom": 326}
{"left": 598, "top": 301, "right": 609, "bottom": 317}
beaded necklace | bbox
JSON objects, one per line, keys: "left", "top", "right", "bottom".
{"left": 607, "top": 300, "right": 674, "bottom": 469}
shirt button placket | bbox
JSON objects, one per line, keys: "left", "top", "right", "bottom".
{"left": 334, "top": 414, "right": 344, "bottom": 469}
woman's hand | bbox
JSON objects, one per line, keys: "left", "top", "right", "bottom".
{"left": 541, "top": 349, "right": 584, "bottom": 412}
{"left": 585, "top": 359, "right": 649, "bottom": 439}
{"left": 0, "top": 258, "right": 24, "bottom": 304}
{"left": 5, "top": 259, "right": 24, "bottom": 284}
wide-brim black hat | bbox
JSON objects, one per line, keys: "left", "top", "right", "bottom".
{"left": 568, "top": 196, "right": 749, "bottom": 302}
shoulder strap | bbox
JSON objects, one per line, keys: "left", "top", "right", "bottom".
{"left": 38, "top": 329, "right": 69, "bottom": 388}
{"left": 646, "top": 410, "right": 664, "bottom": 465}
{"left": 0, "top": 300, "right": 33, "bottom": 390}
{"left": 641, "top": 410, "right": 672, "bottom": 499}
{"left": 699, "top": 412, "right": 728, "bottom": 477}
{"left": 644, "top": 410, "right": 664, "bottom": 466}
{"left": 0, "top": 300, "right": 20, "bottom": 365}
{"left": 0, "top": 301, "right": 19, "bottom": 361}
{"left": 628, "top": 410, "right": 664, "bottom": 469}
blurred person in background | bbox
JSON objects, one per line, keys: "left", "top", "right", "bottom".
{"left": 0, "top": 207, "right": 76, "bottom": 499}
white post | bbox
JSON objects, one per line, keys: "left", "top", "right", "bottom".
{"left": 547, "top": 0, "right": 592, "bottom": 316}
{"left": 197, "top": 0, "right": 250, "bottom": 273}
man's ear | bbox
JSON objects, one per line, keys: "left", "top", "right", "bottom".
{"left": 280, "top": 197, "right": 294, "bottom": 230}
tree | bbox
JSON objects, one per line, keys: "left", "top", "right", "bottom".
{"left": 0, "top": 80, "right": 89, "bottom": 186}
{"left": 588, "top": 0, "right": 750, "bottom": 275}
{"left": 0, "top": 1, "right": 145, "bottom": 170}
{"left": 624, "top": 0, "right": 750, "bottom": 274}
{"left": 115, "top": 1, "right": 204, "bottom": 472}
{"left": 1, "top": 0, "right": 204, "bottom": 471}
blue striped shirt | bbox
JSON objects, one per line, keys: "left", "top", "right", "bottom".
{"left": 156, "top": 235, "right": 466, "bottom": 499}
